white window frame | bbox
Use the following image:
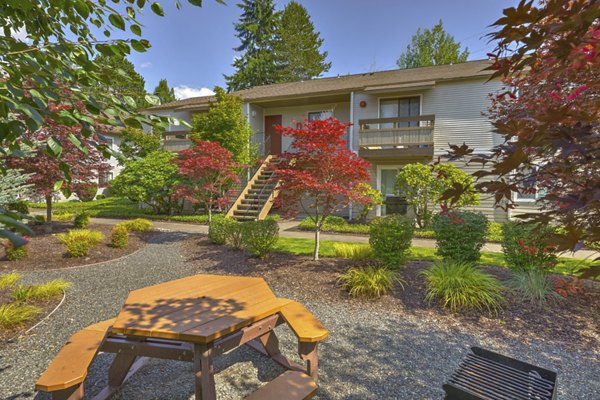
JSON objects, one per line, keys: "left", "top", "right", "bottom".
{"left": 512, "top": 165, "right": 543, "bottom": 202}
{"left": 307, "top": 110, "right": 333, "bottom": 121}
{"left": 377, "top": 94, "right": 423, "bottom": 126}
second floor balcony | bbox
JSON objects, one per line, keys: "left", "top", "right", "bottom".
{"left": 358, "top": 115, "right": 435, "bottom": 160}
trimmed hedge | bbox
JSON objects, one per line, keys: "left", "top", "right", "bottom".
{"left": 432, "top": 211, "right": 488, "bottom": 263}
{"left": 369, "top": 215, "right": 414, "bottom": 268}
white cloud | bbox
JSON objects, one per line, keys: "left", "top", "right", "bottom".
{"left": 12, "top": 27, "right": 28, "bottom": 41}
{"left": 173, "top": 86, "right": 215, "bottom": 100}
{"left": 140, "top": 62, "right": 153, "bottom": 68}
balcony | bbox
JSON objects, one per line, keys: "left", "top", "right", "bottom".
{"left": 358, "top": 115, "right": 434, "bottom": 160}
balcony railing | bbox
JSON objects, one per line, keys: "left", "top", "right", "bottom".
{"left": 358, "top": 114, "right": 435, "bottom": 148}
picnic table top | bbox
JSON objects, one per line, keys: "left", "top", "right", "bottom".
{"left": 111, "top": 274, "right": 293, "bottom": 344}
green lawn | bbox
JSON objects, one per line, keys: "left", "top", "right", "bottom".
{"left": 273, "top": 237, "right": 596, "bottom": 278}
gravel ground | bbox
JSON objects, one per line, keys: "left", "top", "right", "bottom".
{"left": 1, "top": 231, "right": 599, "bottom": 399}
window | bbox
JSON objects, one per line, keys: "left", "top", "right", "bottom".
{"left": 99, "top": 172, "right": 114, "bottom": 186}
{"left": 379, "top": 96, "right": 420, "bottom": 128}
{"left": 307, "top": 110, "right": 333, "bottom": 121}
{"left": 514, "top": 166, "right": 546, "bottom": 202}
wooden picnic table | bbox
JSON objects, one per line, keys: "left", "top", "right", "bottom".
{"left": 36, "top": 274, "right": 329, "bottom": 400}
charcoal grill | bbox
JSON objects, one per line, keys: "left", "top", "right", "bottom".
{"left": 444, "top": 347, "right": 557, "bottom": 400}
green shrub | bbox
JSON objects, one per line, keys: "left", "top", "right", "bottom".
{"left": 76, "top": 183, "right": 98, "bottom": 202}
{"left": 53, "top": 211, "right": 74, "bottom": 222}
{"left": 487, "top": 222, "right": 504, "bottom": 242}
{"left": 0, "top": 272, "right": 21, "bottom": 289}
{"left": 509, "top": 269, "right": 558, "bottom": 305}
{"left": 339, "top": 266, "right": 402, "bottom": 298}
{"left": 7, "top": 200, "right": 29, "bottom": 214}
{"left": 369, "top": 215, "right": 414, "bottom": 268}
{"left": 118, "top": 218, "right": 153, "bottom": 232}
{"left": 32, "top": 215, "right": 46, "bottom": 225}
{"left": 57, "top": 229, "right": 104, "bottom": 257}
{"left": 208, "top": 218, "right": 233, "bottom": 245}
{"left": 501, "top": 222, "right": 558, "bottom": 271}
{"left": 73, "top": 211, "right": 90, "bottom": 228}
{"left": 110, "top": 225, "right": 129, "bottom": 249}
{"left": 0, "top": 304, "right": 41, "bottom": 329}
{"left": 242, "top": 219, "right": 279, "bottom": 257}
{"left": 227, "top": 220, "right": 245, "bottom": 250}
{"left": 432, "top": 211, "right": 488, "bottom": 263}
{"left": 423, "top": 261, "right": 505, "bottom": 314}
{"left": 333, "top": 243, "right": 374, "bottom": 260}
{"left": 3, "top": 241, "right": 27, "bottom": 261}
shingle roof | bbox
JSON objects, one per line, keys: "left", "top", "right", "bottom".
{"left": 148, "top": 59, "right": 493, "bottom": 112}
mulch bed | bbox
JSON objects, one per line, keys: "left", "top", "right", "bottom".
{"left": 182, "top": 236, "right": 600, "bottom": 353}
{"left": 0, "top": 222, "right": 151, "bottom": 272}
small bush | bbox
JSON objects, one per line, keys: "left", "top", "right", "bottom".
{"left": 32, "top": 215, "right": 46, "bottom": 225}
{"left": 53, "top": 211, "right": 74, "bottom": 222}
{"left": 501, "top": 222, "right": 558, "bottom": 271}
{"left": 487, "top": 222, "right": 504, "bottom": 242}
{"left": 3, "top": 241, "right": 27, "bottom": 261}
{"left": 208, "top": 218, "right": 233, "bottom": 245}
{"left": 0, "top": 304, "right": 41, "bottom": 329}
{"left": 7, "top": 200, "right": 29, "bottom": 214}
{"left": 242, "top": 219, "right": 279, "bottom": 257}
{"left": 423, "top": 261, "right": 505, "bottom": 314}
{"left": 57, "top": 229, "right": 104, "bottom": 257}
{"left": 369, "top": 215, "right": 414, "bottom": 268}
{"left": 118, "top": 218, "right": 153, "bottom": 232}
{"left": 110, "top": 225, "right": 129, "bottom": 249}
{"left": 339, "top": 266, "right": 402, "bottom": 298}
{"left": 333, "top": 243, "right": 374, "bottom": 260}
{"left": 432, "top": 211, "right": 488, "bottom": 263}
{"left": 73, "top": 211, "right": 90, "bottom": 228}
{"left": 227, "top": 220, "right": 245, "bottom": 250}
{"left": 76, "top": 183, "right": 98, "bottom": 202}
{"left": 509, "top": 270, "right": 558, "bottom": 305}
{"left": 0, "top": 272, "right": 21, "bottom": 289}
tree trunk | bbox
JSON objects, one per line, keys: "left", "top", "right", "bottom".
{"left": 313, "top": 227, "right": 320, "bottom": 261}
{"left": 208, "top": 207, "right": 212, "bottom": 223}
{"left": 45, "top": 194, "right": 53, "bottom": 233}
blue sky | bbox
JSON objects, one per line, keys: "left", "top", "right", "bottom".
{"left": 129, "top": 0, "right": 519, "bottom": 98}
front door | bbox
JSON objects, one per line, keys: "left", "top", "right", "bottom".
{"left": 264, "top": 115, "right": 282, "bottom": 155}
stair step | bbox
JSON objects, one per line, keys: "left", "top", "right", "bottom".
{"left": 244, "top": 371, "right": 317, "bottom": 400}
{"left": 234, "top": 210, "right": 260, "bottom": 216}
{"left": 237, "top": 205, "right": 261, "bottom": 210}
{"left": 234, "top": 215, "right": 257, "bottom": 221}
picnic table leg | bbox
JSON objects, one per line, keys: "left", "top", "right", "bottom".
{"left": 298, "top": 342, "right": 319, "bottom": 381}
{"left": 194, "top": 343, "right": 217, "bottom": 400}
{"left": 108, "top": 353, "right": 138, "bottom": 387}
{"left": 258, "top": 330, "right": 282, "bottom": 358}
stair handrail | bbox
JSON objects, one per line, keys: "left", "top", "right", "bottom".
{"left": 225, "top": 155, "right": 274, "bottom": 218}
{"left": 254, "top": 157, "right": 282, "bottom": 220}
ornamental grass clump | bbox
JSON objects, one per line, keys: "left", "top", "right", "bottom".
{"left": 242, "top": 219, "right": 279, "bottom": 257}
{"left": 339, "top": 265, "right": 403, "bottom": 298}
{"left": 423, "top": 261, "right": 505, "bottom": 314}
{"left": 118, "top": 218, "right": 153, "bottom": 232}
{"left": 12, "top": 279, "right": 71, "bottom": 302}
{"left": 369, "top": 215, "right": 414, "bottom": 268}
{"left": 508, "top": 269, "right": 558, "bottom": 306}
{"left": 333, "top": 243, "right": 374, "bottom": 261}
{"left": 0, "top": 272, "right": 21, "bottom": 289}
{"left": 58, "top": 229, "right": 104, "bottom": 257}
{"left": 432, "top": 210, "right": 488, "bottom": 263}
{"left": 0, "top": 304, "right": 41, "bottom": 329}
{"left": 110, "top": 225, "right": 129, "bottom": 249}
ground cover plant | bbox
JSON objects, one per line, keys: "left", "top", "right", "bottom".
{"left": 58, "top": 229, "right": 105, "bottom": 257}
{"left": 117, "top": 219, "right": 153, "bottom": 233}
{"left": 339, "top": 265, "right": 402, "bottom": 298}
{"left": 333, "top": 243, "right": 373, "bottom": 261}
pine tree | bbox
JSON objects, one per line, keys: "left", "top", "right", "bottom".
{"left": 153, "top": 79, "right": 177, "bottom": 104}
{"left": 276, "top": 1, "right": 330, "bottom": 81}
{"left": 225, "top": 0, "right": 281, "bottom": 92}
{"left": 397, "top": 20, "right": 469, "bottom": 69}
{"left": 94, "top": 54, "right": 148, "bottom": 109}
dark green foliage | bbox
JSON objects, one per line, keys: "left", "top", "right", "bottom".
{"left": 397, "top": 19, "right": 469, "bottom": 69}
{"left": 152, "top": 78, "right": 176, "bottom": 104}
{"left": 110, "top": 225, "right": 129, "bottom": 249}
{"left": 226, "top": 220, "right": 245, "bottom": 250}
{"left": 73, "top": 211, "right": 90, "bottom": 228}
{"left": 501, "top": 222, "right": 558, "bottom": 271}
{"left": 208, "top": 218, "right": 233, "bottom": 245}
{"left": 242, "top": 219, "right": 279, "bottom": 257}
{"left": 118, "top": 128, "right": 162, "bottom": 161}
{"left": 423, "top": 261, "right": 505, "bottom": 314}
{"left": 432, "top": 211, "right": 488, "bottom": 263}
{"left": 369, "top": 215, "right": 414, "bottom": 268}
{"left": 94, "top": 54, "right": 148, "bottom": 109}
{"left": 339, "top": 265, "right": 402, "bottom": 298}
{"left": 5, "top": 243, "right": 27, "bottom": 261}
{"left": 276, "top": 1, "right": 330, "bottom": 81}
{"left": 7, "top": 200, "right": 29, "bottom": 215}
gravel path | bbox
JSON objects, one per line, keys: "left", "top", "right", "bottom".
{"left": 1, "top": 231, "right": 599, "bottom": 399}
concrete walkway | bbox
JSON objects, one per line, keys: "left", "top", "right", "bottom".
{"left": 91, "top": 218, "right": 598, "bottom": 259}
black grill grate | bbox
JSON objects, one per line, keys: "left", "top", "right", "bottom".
{"left": 444, "top": 347, "right": 557, "bottom": 400}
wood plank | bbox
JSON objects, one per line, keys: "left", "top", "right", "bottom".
{"left": 243, "top": 371, "right": 317, "bottom": 400}
{"left": 36, "top": 319, "right": 113, "bottom": 392}
{"left": 279, "top": 301, "right": 328, "bottom": 343}
{"left": 181, "top": 298, "right": 292, "bottom": 343}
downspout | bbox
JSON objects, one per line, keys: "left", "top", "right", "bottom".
{"left": 349, "top": 91, "right": 355, "bottom": 221}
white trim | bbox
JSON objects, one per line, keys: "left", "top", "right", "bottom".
{"left": 377, "top": 94, "right": 423, "bottom": 119}
{"left": 306, "top": 109, "right": 333, "bottom": 120}
{"left": 349, "top": 91, "right": 355, "bottom": 152}
{"left": 375, "top": 164, "right": 403, "bottom": 217}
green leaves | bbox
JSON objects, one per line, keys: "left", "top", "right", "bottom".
{"left": 46, "top": 136, "right": 62, "bottom": 157}
{"left": 109, "top": 13, "right": 126, "bottom": 30}
{"left": 151, "top": 2, "right": 165, "bottom": 16}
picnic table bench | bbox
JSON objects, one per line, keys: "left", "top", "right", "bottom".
{"left": 35, "top": 274, "right": 328, "bottom": 400}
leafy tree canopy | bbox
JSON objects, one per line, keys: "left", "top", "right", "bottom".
{"left": 94, "top": 54, "right": 148, "bottom": 110}
{"left": 118, "top": 127, "right": 162, "bottom": 162}
{"left": 191, "top": 87, "right": 253, "bottom": 164}
{"left": 397, "top": 20, "right": 469, "bottom": 69}
{"left": 153, "top": 78, "right": 177, "bottom": 104}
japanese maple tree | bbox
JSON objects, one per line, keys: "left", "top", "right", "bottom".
{"left": 275, "top": 118, "right": 372, "bottom": 260}
{"left": 174, "top": 139, "right": 242, "bottom": 222}
{"left": 7, "top": 103, "right": 110, "bottom": 230}
{"left": 445, "top": 0, "right": 600, "bottom": 276}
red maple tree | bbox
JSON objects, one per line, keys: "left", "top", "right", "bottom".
{"left": 174, "top": 139, "right": 242, "bottom": 222}
{"left": 275, "top": 118, "right": 372, "bottom": 260}
{"left": 7, "top": 102, "right": 110, "bottom": 230}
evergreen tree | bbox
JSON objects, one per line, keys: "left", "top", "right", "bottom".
{"left": 276, "top": 1, "right": 330, "bottom": 81}
{"left": 95, "top": 54, "right": 148, "bottom": 109}
{"left": 225, "top": 0, "right": 281, "bottom": 92}
{"left": 397, "top": 20, "right": 469, "bottom": 69}
{"left": 153, "top": 78, "right": 177, "bottom": 104}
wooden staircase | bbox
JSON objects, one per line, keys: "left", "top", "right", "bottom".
{"left": 227, "top": 155, "right": 279, "bottom": 221}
